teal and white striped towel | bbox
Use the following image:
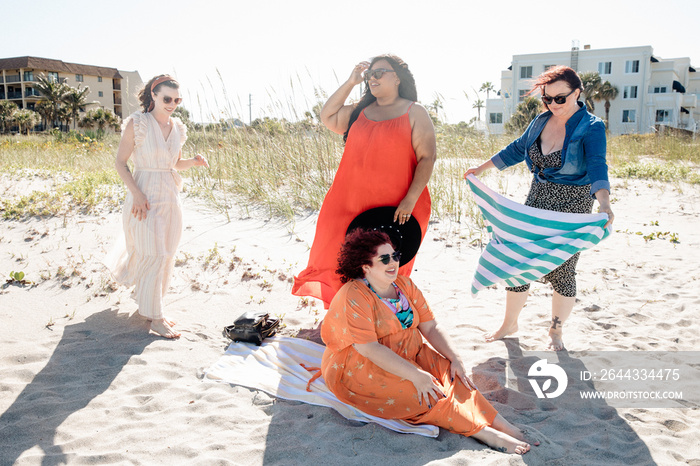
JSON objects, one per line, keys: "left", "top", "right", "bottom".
{"left": 465, "top": 174, "right": 611, "bottom": 296}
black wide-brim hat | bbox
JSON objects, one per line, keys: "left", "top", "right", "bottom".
{"left": 346, "top": 206, "right": 423, "bottom": 266}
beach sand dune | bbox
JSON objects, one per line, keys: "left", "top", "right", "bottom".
{"left": 1, "top": 174, "right": 699, "bottom": 465}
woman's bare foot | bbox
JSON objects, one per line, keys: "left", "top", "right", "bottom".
{"left": 147, "top": 317, "right": 176, "bottom": 327}
{"left": 491, "top": 414, "right": 541, "bottom": 447}
{"left": 484, "top": 322, "right": 518, "bottom": 342}
{"left": 150, "top": 319, "right": 181, "bottom": 339}
{"left": 472, "top": 426, "right": 531, "bottom": 454}
{"left": 547, "top": 329, "right": 564, "bottom": 351}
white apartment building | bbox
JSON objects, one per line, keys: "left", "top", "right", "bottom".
{"left": 0, "top": 56, "right": 143, "bottom": 122}
{"left": 485, "top": 45, "right": 698, "bottom": 135}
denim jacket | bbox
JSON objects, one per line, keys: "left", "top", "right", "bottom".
{"left": 491, "top": 102, "right": 610, "bottom": 197}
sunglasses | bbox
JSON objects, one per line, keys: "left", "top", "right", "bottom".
{"left": 541, "top": 88, "right": 575, "bottom": 105}
{"left": 377, "top": 251, "right": 402, "bottom": 265}
{"left": 364, "top": 68, "right": 396, "bottom": 81}
{"left": 159, "top": 95, "right": 183, "bottom": 105}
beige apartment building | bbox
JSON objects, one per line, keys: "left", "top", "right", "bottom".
{"left": 0, "top": 56, "right": 143, "bottom": 123}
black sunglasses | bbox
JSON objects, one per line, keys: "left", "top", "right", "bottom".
{"left": 541, "top": 88, "right": 575, "bottom": 105}
{"left": 159, "top": 94, "right": 183, "bottom": 105}
{"left": 377, "top": 251, "right": 401, "bottom": 265}
{"left": 364, "top": 68, "right": 396, "bottom": 81}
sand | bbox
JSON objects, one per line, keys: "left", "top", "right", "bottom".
{"left": 1, "top": 171, "right": 699, "bottom": 465}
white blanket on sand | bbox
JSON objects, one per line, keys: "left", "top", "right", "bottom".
{"left": 204, "top": 335, "right": 439, "bottom": 437}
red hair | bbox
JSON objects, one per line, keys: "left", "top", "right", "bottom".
{"left": 531, "top": 65, "right": 583, "bottom": 95}
{"left": 336, "top": 229, "right": 394, "bottom": 283}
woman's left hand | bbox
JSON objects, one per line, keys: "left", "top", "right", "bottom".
{"left": 599, "top": 205, "right": 614, "bottom": 229}
{"left": 193, "top": 153, "right": 209, "bottom": 168}
{"left": 394, "top": 197, "right": 417, "bottom": 225}
{"left": 450, "top": 358, "right": 478, "bottom": 391}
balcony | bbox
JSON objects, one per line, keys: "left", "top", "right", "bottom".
{"left": 7, "top": 91, "right": 22, "bottom": 99}
{"left": 5, "top": 75, "right": 21, "bottom": 83}
{"left": 113, "top": 82, "right": 121, "bottom": 90}
{"left": 113, "top": 95, "right": 122, "bottom": 105}
{"left": 25, "top": 89, "right": 42, "bottom": 98}
{"left": 0, "top": 76, "right": 3, "bottom": 83}
{"left": 681, "top": 94, "right": 697, "bottom": 108}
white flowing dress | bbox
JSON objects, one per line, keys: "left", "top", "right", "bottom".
{"left": 105, "top": 112, "right": 187, "bottom": 320}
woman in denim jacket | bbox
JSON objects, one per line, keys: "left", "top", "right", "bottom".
{"left": 464, "top": 66, "right": 614, "bottom": 351}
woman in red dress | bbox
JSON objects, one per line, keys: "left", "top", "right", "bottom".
{"left": 293, "top": 54, "right": 436, "bottom": 308}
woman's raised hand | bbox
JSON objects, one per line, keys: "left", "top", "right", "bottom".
{"left": 193, "top": 153, "right": 209, "bottom": 168}
{"left": 349, "top": 61, "right": 370, "bottom": 86}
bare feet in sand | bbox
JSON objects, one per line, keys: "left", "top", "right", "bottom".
{"left": 473, "top": 427, "right": 531, "bottom": 454}
{"left": 484, "top": 322, "right": 518, "bottom": 342}
{"left": 547, "top": 329, "right": 564, "bottom": 351}
{"left": 150, "top": 319, "right": 181, "bottom": 338}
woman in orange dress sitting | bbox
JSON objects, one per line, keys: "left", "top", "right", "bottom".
{"left": 292, "top": 54, "right": 435, "bottom": 308}
{"left": 321, "top": 229, "right": 532, "bottom": 455}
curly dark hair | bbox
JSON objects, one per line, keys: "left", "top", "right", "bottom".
{"left": 138, "top": 74, "right": 179, "bottom": 113}
{"left": 343, "top": 54, "right": 417, "bottom": 142}
{"left": 336, "top": 229, "right": 394, "bottom": 283}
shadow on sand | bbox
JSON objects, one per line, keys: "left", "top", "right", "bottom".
{"left": 0, "top": 309, "right": 154, "bottom": 465}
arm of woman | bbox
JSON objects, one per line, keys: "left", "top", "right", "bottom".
{"left": 353, "top": 341, "right": 445, "bottom": 406}
{"left": 320, "top": 61, "right": 369, "bottom": 134}
{"left": 115, "top": 120, "right": 149, "bottom": 221}
{"left": 174, "top": 152, "right": 209, "bottom": 171}
{"left": 584, "top": 120, "right": 614, "bottom": 228}
{"left": 464, "top": 159, "right": 496, "bottom": 178}
{"left": 394, "top": 104, "right": 436, "bottom": 224}
{"left": 418, "top": 319, "right": 478, "bottom": 390}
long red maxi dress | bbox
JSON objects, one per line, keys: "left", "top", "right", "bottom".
{"left": 321, "top": 276, "right": 498, "bottom": 436}
{"left": 292, "top": 105, "right": 431, "bottom": 308}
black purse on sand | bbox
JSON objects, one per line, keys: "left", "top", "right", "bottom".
{"left": 224, "top": 311, "right": 280, "bottom": 346}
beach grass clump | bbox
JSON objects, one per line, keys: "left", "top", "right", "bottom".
{"left": 611, "top": 161, "right": 700, "bottom": 184}
{"left": 1, "top": 115, "right": 699, "bottom": 224}
{"left": 1, "top": 170, "right": 123, "bottom": 220}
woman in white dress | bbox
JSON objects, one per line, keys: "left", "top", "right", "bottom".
{"left": 106, "top": 75, "right": 208, "bottom": 338}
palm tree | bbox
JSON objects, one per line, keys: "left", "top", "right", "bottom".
{"left": 12, "top": 109, "right": 40, "bottom": 134}
{"left": 63, "top": 86, "right": 94, "bottom": 130}
{"left": 480, "top": 82, "right": 496, "bottom": 100}
{"left": 80, "top": 108, "right": 121, "bottom": 135}
{"left": 472, "top": 98, "right": 485, "bottom": 120}
{"left": 34, "top": 100, "right": 52, "bottom": 130}
{"left": 579, "top": 71, "right": 602, "bottom": 112}
{"left": 504, "top": 97, "right": 543, "bottom": 135}
{"left": 34, "top": 74, "right": 69, "bottom": 130}
{"left": 592, "top": 81, "right": 619, "bottom": 128}
{"left": 0, "top": 101, "right": 18, "bottom": 133}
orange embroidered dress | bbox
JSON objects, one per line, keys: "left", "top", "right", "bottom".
{"left": 321, "top": 276, "right": 497, "bottom": 436}
{"left": 292, "top": 105, "right": 431, "bottom": 308}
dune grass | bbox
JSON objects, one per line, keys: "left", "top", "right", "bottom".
{"left": 1, "top": 124, "right": 698, "bottom": 224}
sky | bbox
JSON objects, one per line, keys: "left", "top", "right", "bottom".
{"left": 3, "top": 0, "right": 699, "bottom": 123}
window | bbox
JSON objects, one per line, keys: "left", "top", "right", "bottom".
{"left": 544, "top": 64, "right": 557, "bottom": 71}
{"left": 23, "top": 71, "right": 34, "bottom": 81}
{"left": 98, "top": 91, "right": 103, "bottom": 97}
{"left": 625, "top": 60, "right": 640, "bottom": 73}
{"left": 48, "top": 72, "right": 59, "bottom": 82}
{"left": 656, "top": 109, "right": 671, "bottom": 122}
{"left": 520, "top": 66, "right": 533, "bottom": 79}
{"left": 75, "top": 74, "right": 84, "bottom": 82}
{"left": 623, "top": 86, "right": 638, "bottom": 99}
{"left": 622, "top": 110, "right": 636, "bottom": 123}
{"left": 489, "top": 113, "right": 503, "bottom": 124}
{"left": 98, "top": 76, "right": 102, "bottom": 82}
{"left": 598, "top": 62, "right": 612, "bottom": 75}
{"left": 518, "top": 89, "right": 528, "bottom": 102}
{"left": 652, "top": 86, "right": 667, "bottom": 93}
